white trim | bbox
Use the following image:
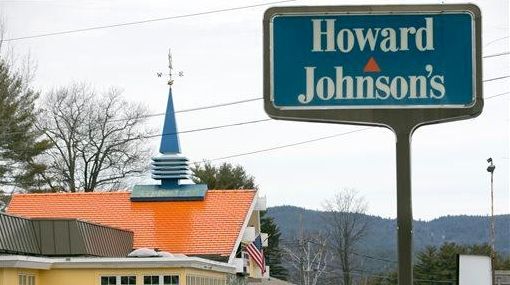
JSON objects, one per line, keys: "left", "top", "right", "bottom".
{"left": 0, "top": 255, "right": 52, "bottom": 270}
{"left": 0, "top": 255, "right": 235, "bottom": 274}
{"left": 228, "top": 190, "right": 259, "bottom": 264}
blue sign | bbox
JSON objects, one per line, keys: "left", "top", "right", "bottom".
{"left": 268, "top": 11, "right": 476, "bottom": 109}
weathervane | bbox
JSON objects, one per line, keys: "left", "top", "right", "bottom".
{"left": 168, "top": 49, "right": 173, "bottom": 86}
{"left": 157, "top": 49, "right": 183, "bottom": 85}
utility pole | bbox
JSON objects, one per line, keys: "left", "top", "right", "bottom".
{"left": 486, "top": 157, "right": 496, "bottom": 284}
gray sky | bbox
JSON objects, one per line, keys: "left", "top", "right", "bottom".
{"left": 2, "top": 0, "right": 508, "bottom": 220}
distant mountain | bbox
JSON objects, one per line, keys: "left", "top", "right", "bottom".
{"left": 267, "top": 205, "right": 510, "bottom": 259}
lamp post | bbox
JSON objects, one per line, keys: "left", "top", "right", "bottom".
{"left": 486, "top": 157, "right": 496, "bottom": 283}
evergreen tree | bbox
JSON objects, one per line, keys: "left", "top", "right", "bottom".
{"left": 191, "top": 161, "right": 256, "bottom": 190}
{"left": 414, "top": 246, "right": 441, "bottom": 281}
{"left": 260, "top": 211, "right": 288, "bottom": 280}
{"left": 192, "top": 162, "right": 287, "bottom": 279}
{"left": 414, "top": 242, "right": 510, "bottom": 282}
{"left": 0, "top": 59, "right": 51, "bottom": 191}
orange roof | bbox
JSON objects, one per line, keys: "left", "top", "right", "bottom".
{"left": 7, "top": 190, "right": 256, "bottom": 258}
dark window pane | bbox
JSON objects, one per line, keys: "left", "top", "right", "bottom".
{"left": 101, "top": 276, "right": 116, "bottom": 285}
{"left": 144, "top": 275, "right": 159, "bottom": 285}
{"left": 163, "top": 275, "right": 179, "bottom": 285}
{"left": 121, "top": 276, "right": 136, "bottom": 285}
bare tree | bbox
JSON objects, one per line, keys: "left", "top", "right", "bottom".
{"left": 283, "top": 213, "right": 331, "bottom": 285}
{"left": 37, "top": 83, "right": 152, "bottom": 192}
{"left": 323, "top": 189, "right": 369, "bottom": 285}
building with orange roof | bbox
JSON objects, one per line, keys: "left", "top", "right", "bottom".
{"left": 8, "top": 190, "right": 262, "bottom": 261}
{"left": 2, "top": 61, "right": 271, "bottom": 285}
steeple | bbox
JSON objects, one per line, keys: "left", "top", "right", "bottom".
{"left": 131, "top": 51, "right": 208, "bottom": 201}
{"left": 159, "top": 50, "right": 180, "bottom": 154}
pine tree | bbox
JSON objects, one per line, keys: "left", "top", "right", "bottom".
{"left": 260, "top": 211, "right": 288, "bottom": 280}
{"left": 0, "top": 59, "right": 51, "bottom": 192}
{"left": 192, "top": 162, "right": 288, "bottom": 279}
{"left": 414, "top": 246, "right": 440, "bottom": 281}
{"left": 191, "top": 162, "right": 256, "bottom": 189}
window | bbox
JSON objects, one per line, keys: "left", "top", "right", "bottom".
{"left": 121, "top": 276, "right": 137, "bottom": 285}
{"left": 143, "top": 275, "right": 179, "bottom": 285}
{"left": 163, "top": 276, "right": 179, "bottom": 285}
{"left": 144, "top": 276, "right": 159, "bottom": 285}
{"left": 101, "top": 276, "right": 136, "bottom": 285}
{"left": 18, "top": 274, "right": 35, "bottom": 285}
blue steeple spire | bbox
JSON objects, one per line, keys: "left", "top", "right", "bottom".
{"left": 159, "top": 87, "right": 181, "bottom": 154}
{"left": 130, "top": 50, "right": 208, "bottom": 202}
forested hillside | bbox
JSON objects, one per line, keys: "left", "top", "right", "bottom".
{"left": 267, "top": 205, "right": 510, "bottom": 257}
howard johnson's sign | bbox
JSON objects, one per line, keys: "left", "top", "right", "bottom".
{"left": 264, "top": 6, "right": 478, "bottom": 110}
{"left": 263, "top": 6, "right": 482, "bottom": 284}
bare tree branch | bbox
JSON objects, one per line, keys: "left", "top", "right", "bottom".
{"left": 37, "top": 83, "right": 153, "bottom": 192}
{"left": 323, "top": 189, "right": 370, "bottom": 285}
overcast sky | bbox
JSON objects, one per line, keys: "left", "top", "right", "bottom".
{"left": 2, "top": 0, "right": 508, "bottom": 220}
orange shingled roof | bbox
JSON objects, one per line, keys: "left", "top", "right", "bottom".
{"left": 7, "top": 190, "right": 256, "bottom": 258}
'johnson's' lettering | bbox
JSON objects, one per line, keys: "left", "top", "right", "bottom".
{"left": 298, "top": 65, "right": 445, "bottom": 104}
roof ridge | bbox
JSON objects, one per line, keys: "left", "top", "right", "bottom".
{"left": 207, "top": 189, "right": 257, "bottom": 192}
{"left": 13, "top": 191, "right": 131, "bottom": 196}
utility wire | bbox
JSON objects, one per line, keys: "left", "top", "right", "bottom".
{"left": 126, "top": 97, "right": 262, "bottom": 122}
{"left": 484, "top": 36, "right": 510, "bottom": 47}
{"left": 189, "top": 88, "right": 510, "bottom": 164}
{"left": 0, "top": 76, "right": 508, "bottom": 139}
{"left": 3, "top": 0, "right": 297, "bottom": 42}
{"left": 191, "top": 128, "right": 372, "bottom": 164}
{"left": 119, "top": 72, "right": 510, "bottom": 122}
{"left": 483, "top": 51, "right": 510, "bottom": 59}
{"left": 285, "top": 238, "right": 458, "bottom": 282}
{"left": 482, "top": 75, "right": 510, "bottom": 83}
{"left": 283, "top": 239, "right": 455, "bottom": 283}
{"left": 144, "top": 118, "right": 271, "bottom": 139}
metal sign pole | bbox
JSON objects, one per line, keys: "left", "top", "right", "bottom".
{"left": 395, "top": 128, "right": 413, "bottom": 284}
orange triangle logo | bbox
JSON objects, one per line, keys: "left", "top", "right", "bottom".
{"left": 363, "top": 57, "right": 381, "bottom": 73}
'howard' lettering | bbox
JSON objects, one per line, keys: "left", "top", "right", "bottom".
{"left": 311, "top": 17, "right": 434, "bottom": 53}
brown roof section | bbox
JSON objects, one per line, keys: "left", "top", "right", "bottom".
{"left": 7, "top": 190, "right": 256, "bottom": 258}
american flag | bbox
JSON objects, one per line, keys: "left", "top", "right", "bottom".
{"left": 246, "top": 234, "right": 266, "bottom": 274}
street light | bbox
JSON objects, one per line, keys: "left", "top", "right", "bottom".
{"left": 486, "top": 157, "right": 496, "bottom": 283}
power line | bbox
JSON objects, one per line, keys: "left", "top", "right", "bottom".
{"left": 129, "top": 97, "right": 262, "bottom": 122}
{"left": 283, "top": 238, "right": 458, "bottom": 283}
{"left": 483, "top": 51, "right": 510, "bottom": 59}
{"left": 189, "top": 89, "right": 510, "bottom": 164}
{"left": 0, "top": 98, "right": 263, "bottom": 137}
{"left": 0, "top": 87, "right": 508, "bottom": 140}
{"left": 482, "top": 75, "right": 510, "bottom": 83}
{"left": 120, "top": 73, "right": 510, "bottom": 123}
{"left": 486, "top": 91, "right": 510, "bottom": 99}
{"left": 123, "top": 73, "right": 510, "bottom": 122}
{"left": 191, "top": 128, "right": 372, "bottom": 163}
{"left": 4, "top": 0, "right": 297, "bottom": 42}
{"left": 144, "top": 118, "right": 271, "bottom": 139}
{"left": 0, "top": 76, "right": 508, "bottom": 139}
{"left": 484, "top": 36, "right": 510, "bottom": 47}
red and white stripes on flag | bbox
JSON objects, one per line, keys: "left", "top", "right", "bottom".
{"left": 246, "top": 234, "right": 266, "bottom": 274}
